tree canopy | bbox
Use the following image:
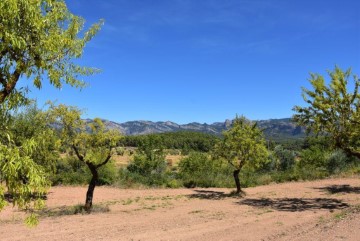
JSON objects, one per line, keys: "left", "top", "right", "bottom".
{"left": 0, "top": 0, "right": 103, "bottom": 103}
{"left": 293, "top": 66, "right": 360, "bottom": 159}
{"left": 0, "top": 103, "right": 51, "bottom": 226}
{"left": 214, "top": 116, "right": 269, "bottom": 193}
{"left": 0, "top": 0, "right": 102, "bottom": 224}
{"left": 49, "top": 104, "right": 121, "bottom": 211}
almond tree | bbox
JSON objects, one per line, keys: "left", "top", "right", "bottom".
{"left": 293, "top": 67, "right": 360, "bottom": 159}
{"left": 0, "top": 0, "right": 102, "bottom": 222}
{"left": 0, "top": 0, "right": 103, "bottom": 102}
{"left": 49, "top": 104, "right": 121, "bottom": 211}
{"left": 214, "top": 116, "right": 269, "bottom": 194}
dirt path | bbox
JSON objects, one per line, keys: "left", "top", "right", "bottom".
{"left": 1, "top": 178, "right": 359, "bottom": 241}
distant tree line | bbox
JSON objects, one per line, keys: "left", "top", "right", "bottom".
{"left": 120, "top": 131, "right": 220, "bottom": 153}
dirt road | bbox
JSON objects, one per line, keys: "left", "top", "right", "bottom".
{"left": 1, "top": 178, "right": 359, "bottom": 240}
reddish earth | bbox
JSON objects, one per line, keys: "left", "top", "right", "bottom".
{"left": 1, "top": 177, "right": 359, "bottom": 241}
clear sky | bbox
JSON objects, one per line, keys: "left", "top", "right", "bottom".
{"left": 26, "top": 0, "right": 360, "bottom": 124}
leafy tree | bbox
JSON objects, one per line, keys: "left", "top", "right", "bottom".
{"left": 0, "top": 0, "right": 102, "bottom": 222}
{"left": 136, "top": 135, "right": 165, "bottom": 162}
{"left": 10, "top": 103, "right": 60, "bottom": 173}
{"left": 49, "top": 104, "right": 121, "bottom": 211}
{"left": 214, "top": 116, "right": 269, "bottom": 194}
{"left": 0, "top": 0, "right": 103, "bottom": 102}
{"left": 293, "top": 67, "right": 360, "bottom": 159}
{"left": 0, "top": 102, "right": 50, "bottom": 225}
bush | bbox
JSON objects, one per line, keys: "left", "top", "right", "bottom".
{"left": 325, "top": 149, "right": 350, "bottom": 174}
{"left": 52, "top": 157, "right": 89, "bottom": 185}
{"left": 52, "top": 157, "right": 118, "bottom": 186}
{"left": 178, "top": 152, "right": 232, "bottom": 188}
{"left": 273, "top": 145, "right": 296, "bottom": 171}
{"left": 118, "top": 151, "right": 170, "bottom": 187}
{"left": 115, "top": 147, "right": 125, "bottom": 156}
{"left": 97, "top": 160, "right": 118, "bottom": 185}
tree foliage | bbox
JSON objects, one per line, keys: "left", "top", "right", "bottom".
{"left": 0, "top": 0, "right": 103, "bottom": 102}
{"left": 49, "top": 104, "right": 121, "bottom": 211}
{"left": 10, "top": 103, "right": 60, "bottom": 172}
{"left": 293, "top": 67, "right": 360, "bottom": 159}
{"left": 272, "top": 145, "right": 296, "bottom": 171}
{"left": 124, "top": 135, "right": 168, "bottom": 186}
{"left": 178, "top": 152, "right": 232, "bottom": 188}
{"left": 214, "top": 116, "right": 269, "bottom": 193}
{"left": 0, "top": 0, "right": 102, "bottom": 223}
{"left": 0, "top": 103, "right": 50, "bottom": 224}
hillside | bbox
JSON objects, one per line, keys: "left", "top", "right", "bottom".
{"left": 97, "top": 118, "right": 306, "bottom": 141}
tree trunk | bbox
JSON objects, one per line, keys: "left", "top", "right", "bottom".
{"left": 85, "top": 163, "right": 98, "bottom": 212}
{"left": 233, "top": 169, "right": 241, "bottom": 194}
{"left": 345, "top": 149, "right": 360, "bottom": 159}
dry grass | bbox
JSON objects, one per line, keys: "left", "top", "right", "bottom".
{"left": 112, "top": 153, "right": 184, "bottom": 167}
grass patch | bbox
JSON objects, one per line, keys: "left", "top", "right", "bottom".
{"left": 333, "top": 204, "right": 360, "bottom": 221}
{"left": 37, "top": 203, "right": 110, "bottom": 217}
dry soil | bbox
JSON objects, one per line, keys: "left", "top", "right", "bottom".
{"left": 0, "top": 177, "right": 359, "bottom": 241}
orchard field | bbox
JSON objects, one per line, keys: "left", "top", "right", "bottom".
{"left": 1, "top": 178, "right": 359, "bottom": 241}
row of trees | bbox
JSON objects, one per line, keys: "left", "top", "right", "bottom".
{"left": 121, "top": 131, "right": 220, "bottom": 153}
{"left": 0, "top": 0, "right": 359, "bottom": 226}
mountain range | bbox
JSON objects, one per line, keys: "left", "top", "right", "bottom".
{"left": 94, "top": 118, "right": 306, "bottom": 141}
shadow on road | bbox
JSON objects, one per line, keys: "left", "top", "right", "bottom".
{"left": 314, "top": 185, "right": 360, "bottom": 194}
{"left": 238, "top": 197, "right": 349, "bottom": 212}
{"left": 4, "top": 192, "right": 48, "bottom": 203}
{"left": 187, "top": 189, "right": 243, "bottom": 200}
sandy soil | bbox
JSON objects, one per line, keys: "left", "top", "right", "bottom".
{"left": 0, "top": 178, "right": 359, "bottom": 241}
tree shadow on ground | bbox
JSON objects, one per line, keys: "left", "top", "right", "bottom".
{"left": 187, "top": 189, "right": 244, "bottom": 200}
{"left": 238, "top": 198, "right": 349, "bottom": 212}
{"left": 314, "top": 185, "right": 360, "bottom": 194}
{"left": 4, "top": 192, "right": 48, "bottom": 203}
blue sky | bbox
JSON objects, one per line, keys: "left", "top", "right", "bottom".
{"left": 27, "top": 0, "right": 360, "bottom": 124}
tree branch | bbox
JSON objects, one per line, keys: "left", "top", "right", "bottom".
{"left": 72, "top": 144, "right": 85, "bottom": 163}
{"left": 96, "top": 152, "right": 112, "bottom": 169}
{"left": 0, "top": 58, "right": 25, "bottom": 103}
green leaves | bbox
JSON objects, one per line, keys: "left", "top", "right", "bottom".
{"left": 48, "top": 104, "right": 122, "bottom": 166}
{"left": 0, "top": 136, "right": 50, "bottom": 213}
{"left": 293, "top": 66, "right": 360, "bottom": 159}
{"left": 0, "top": 0, "right": 103, "bottom": 102}
{"left": 215, "top": 116, "right": 269, "bottom": 170}
{"left": 0, "top": 0, "right": 103, "bottom": 224}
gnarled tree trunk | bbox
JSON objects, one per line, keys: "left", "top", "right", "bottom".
{"left": 72, "top": 145, "right": 112, "bottom": 212}
{"left": 85, "top": 163, "right": 98, "bottom": 212}
{"left": 233, "top": 169, "right": 241, "bottom": 194}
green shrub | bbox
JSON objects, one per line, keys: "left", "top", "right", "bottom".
{"left": 115, "top": 147, "right": 125, "bottom": 156}
{"left": 51, "top": 157, "right": 89, "bottom": 185}
{"left": 52, "top": 157, "right": 118, "bottom": 186}
{"left": 97, "top": 160, "right": 118, "bottom": 185}
{"left": 273, "top": 145, "right": 296, "bottom": 171}
{"left": 178, "top": 152, "right": 232, "bottom": 188}
{"left": 325, "top": 149, "right": 350, "bottom": 174}
{"left": 118, "top": 151, "right": 169, "bottom": 187}
{"left": 166, "top": 179, "right": 182, "bottom": 188}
